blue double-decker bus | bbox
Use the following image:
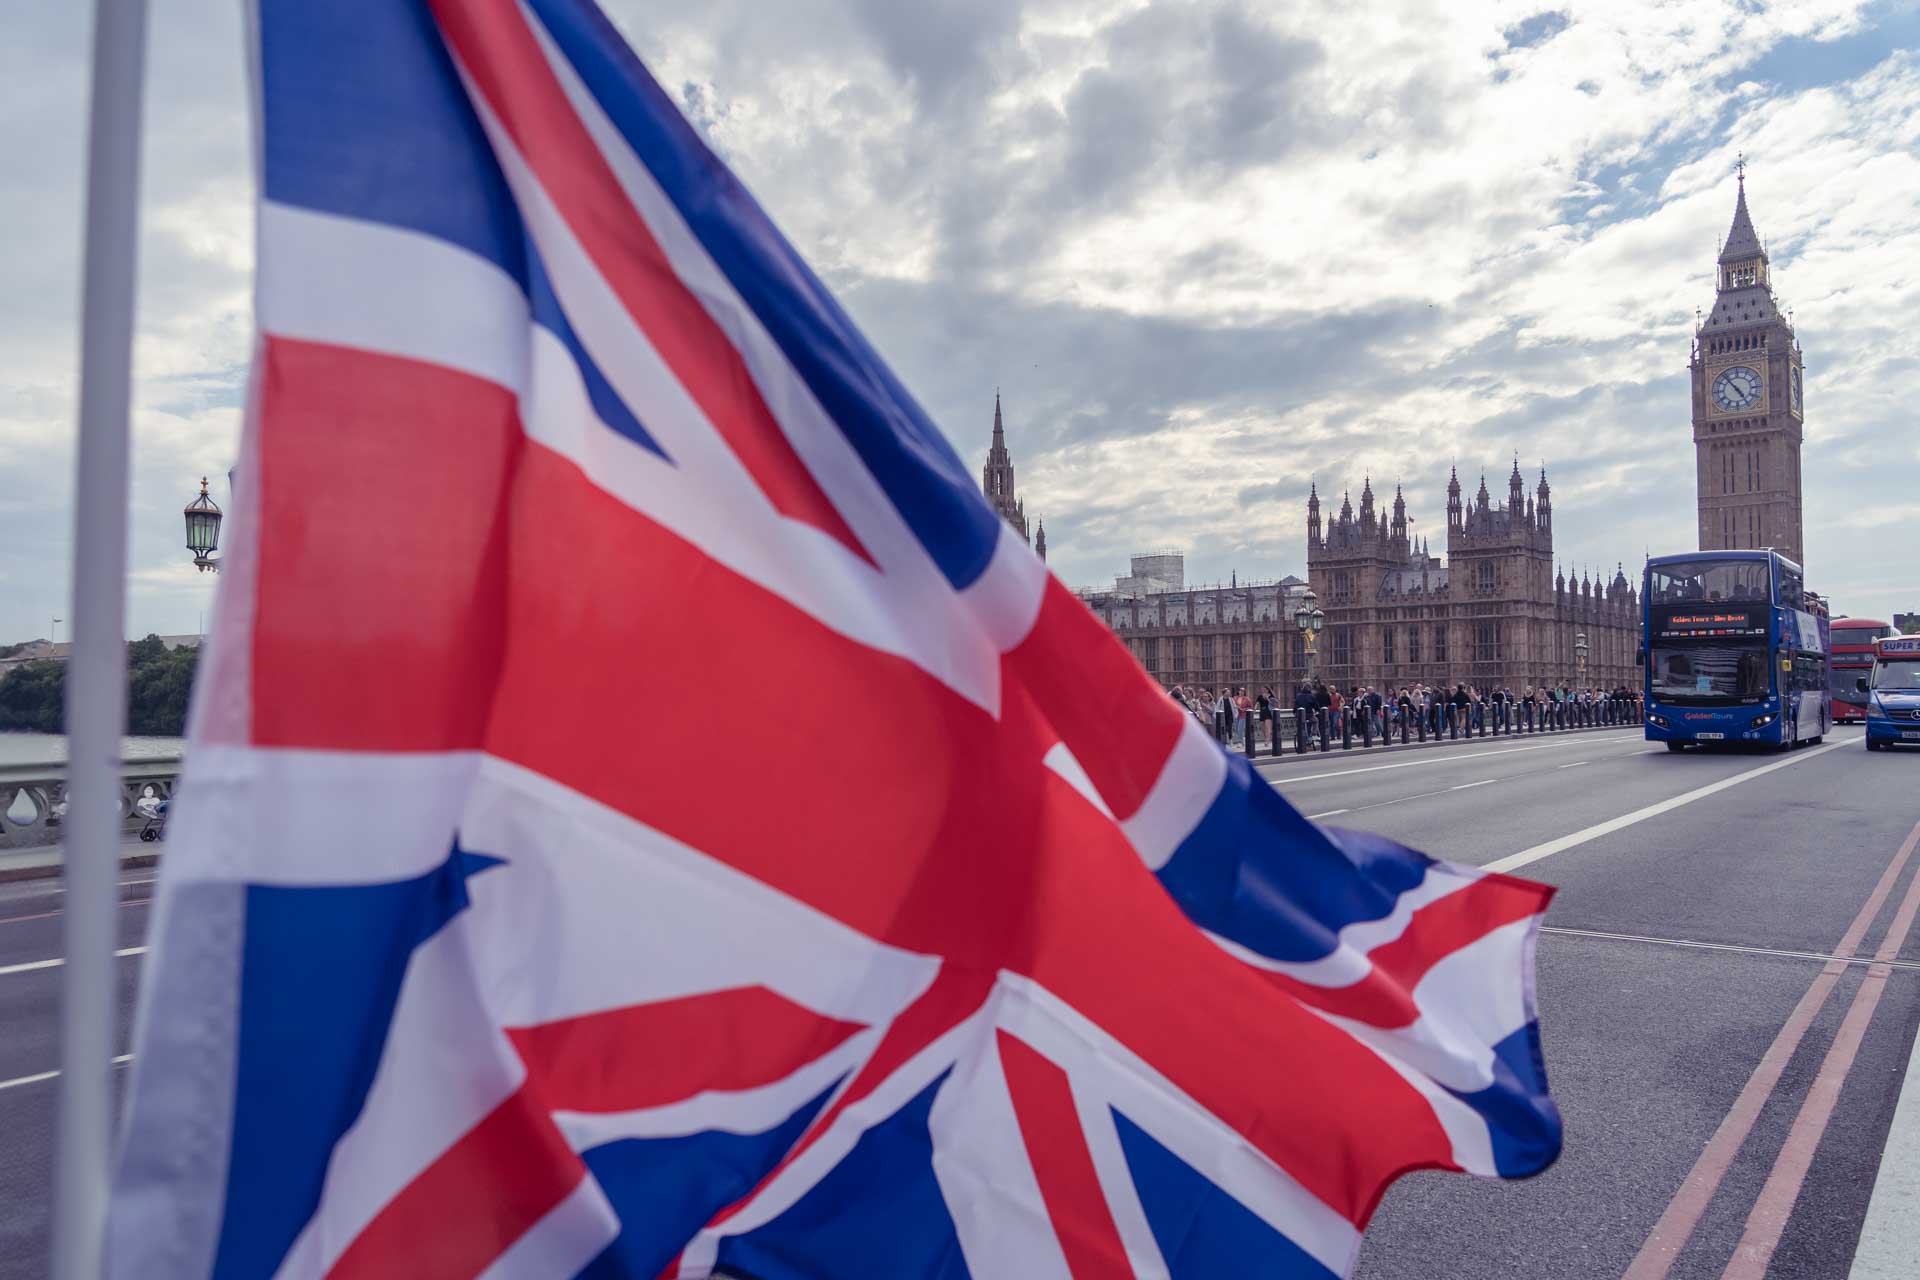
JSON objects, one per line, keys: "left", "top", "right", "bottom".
{"left": 1642, "top": 550, "right": 1830, "bottom": 751}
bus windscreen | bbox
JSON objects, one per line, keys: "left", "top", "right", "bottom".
{"left": 1649, "top": 643, "right": 1771, "bottom": 702}
{"left": 1647, "top": 561, "right": 1771, "bottom": 606}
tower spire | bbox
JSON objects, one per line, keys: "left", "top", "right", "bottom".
{"left": 981, "top": 391, "right": 1027, "bottom": 543}
{"left": 1719, "top": 160, "right": 1764, "bottom": 265}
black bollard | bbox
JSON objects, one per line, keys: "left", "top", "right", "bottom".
{"left": 1342, "top": 711, "right": 1353, "bottom": 750}
{"left": 1361, "top": 711, "right": 1373, "bottom": 749}
{"left": 1244, "top": 714, "right": 1256, "bottom": 758}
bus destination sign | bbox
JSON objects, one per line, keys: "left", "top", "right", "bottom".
{"left": 1657, "top": 608, "right": 1767, "bottom": 639}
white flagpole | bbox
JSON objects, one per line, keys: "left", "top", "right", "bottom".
{"left": 56, "top": 3, "right": 149, "bottom": 1278}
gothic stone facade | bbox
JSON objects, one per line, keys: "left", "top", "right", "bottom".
{"left": 1082, "top": 465, "right": 1639, "bottom": 696}
{"left": 1307, "top": 468, "right": 1638, "bottom": 693}
{"left": 1080, "top": 572, "right": 1315, "bottom": 694}
{"left": 1693, "top": 171, "right": 1806, "bottom": 567}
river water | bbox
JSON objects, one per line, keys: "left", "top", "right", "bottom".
{"left": 0, "top": 734, "right": 186, "bottom": 765}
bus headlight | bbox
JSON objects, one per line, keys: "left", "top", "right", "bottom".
{"left": 1751, "top": 714, "right": 1777, "bottom": 729}
{"left": 1647, "top": 713, "right": 1668, "bottom": 728}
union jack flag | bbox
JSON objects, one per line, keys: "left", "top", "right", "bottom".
{"left": 108, "top": 2, "right": 1561, "bottom": 1276}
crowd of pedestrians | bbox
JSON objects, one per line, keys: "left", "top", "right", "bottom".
{"left": 1168, "top": 680, "right": 1643, "bottom": 754}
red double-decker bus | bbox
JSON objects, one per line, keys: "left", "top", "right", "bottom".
{"left": 1831, "top": 617, "right": 1898, "bottom": 721}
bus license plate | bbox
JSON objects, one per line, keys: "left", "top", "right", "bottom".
{"left": 1696, "top": 732, "right": 1725, "bottom": 740}
{"left": 1902, "top": 730, "right": 1920, "bottom": 740}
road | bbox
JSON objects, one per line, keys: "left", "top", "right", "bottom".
{"left": 1, "top": 727, "right": 1915, "bottom": 1277}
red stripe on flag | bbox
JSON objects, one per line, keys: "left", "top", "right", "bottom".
{"left": 997, "top": 1030, "right": 1134, "bottom": 1279}
{"left": 507, "top": 986, "right": 865, "bottom": 1114}
{"left": 253, "top": 338, "right": 519, "bottom": 750}
{"left": 1263, "top": 877, "right": 1549, "bottom": 1028}
{"left": 327, "top": 1088, "right": 582, "bottom": 1280}
{"left": 427, "top": 0, "right": 871, "bottom": 565}
{"left": 1005, "top": 577, "right": 1187, "bottom": 823}
{"left": 459, "top": 441, "right": 1459, "bottom": 1224}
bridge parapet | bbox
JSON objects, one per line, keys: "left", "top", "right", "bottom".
{"left": 0, "top": 756, "right": 184, "bottom": 850}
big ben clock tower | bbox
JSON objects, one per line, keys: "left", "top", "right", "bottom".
{"left": 1692, "top": 163, "right": 1805, "bottom": 567}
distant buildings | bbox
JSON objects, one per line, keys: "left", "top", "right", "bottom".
{"left": 0, "top": 634, "right": 201, "bottom": 677}
{"left": 1895, "top": 613, "right": 1919, "bottom": 635}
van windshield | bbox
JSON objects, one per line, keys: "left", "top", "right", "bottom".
{"left": 1871, "top": 661, "right": 1920, "bottom": 692}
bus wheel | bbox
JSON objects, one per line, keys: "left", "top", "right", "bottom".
{"left": 1867, "top": 739, "right": 1883, "bottom": 752}
{"left": 1666, "top": 741, "right": 1686, "bottom": 752}
{"left": 1809, "top": 735, "right": 1822, "bottom": 745}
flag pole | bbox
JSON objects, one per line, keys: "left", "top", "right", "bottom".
{"left": 56, "top": 3, "right": 149, "bottom": 1278}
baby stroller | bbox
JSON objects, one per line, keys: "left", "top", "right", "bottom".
{"left": 136, "top": 795, "right": 169, "bottom": 843}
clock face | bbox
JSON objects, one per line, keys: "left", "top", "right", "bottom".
{"left": 1711, "top": 365, "right": 1763, "bottom": 412}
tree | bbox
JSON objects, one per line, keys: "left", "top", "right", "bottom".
{"left": 0, "top": 661, "right": 66, "bottom": 733}
{"left": 0, "top": 637, "right": 203, "bottom": 737}
{"left": 125, "top": 636, "right": 199, "bottom": 736}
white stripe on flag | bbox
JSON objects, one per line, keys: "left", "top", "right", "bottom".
{"left": 159, "top": 747, "right": 478, "bottom": 887}
{"left": 1121, "top": 715, "right": 1228, "bottom": 870}
{"left": 1205, "top": 865, "right": 1475, "bottom": 990}
{"left": 474, "top": 1175, "right": 617, "bottom": 1280}
{"left": 551, "top": 1029, "right": 879, "bottom": 1151}
{"left": 1069, "top": 1069, "right": 1172, "bottom": 1280}
{"left": 273, "top": 912, "right": 527, "bottom": 1280}
{"left": 675, "top": 1006, "right": 993, "bottom": 1277}
{"left": 258, "top": 200, "right": 529, "bottom": 391}
{"left": 460, "top": 755, "right": 941, "bottom": 1031}
{"left": 926, "top": 1021, "right": 1075, "bottom": 1280}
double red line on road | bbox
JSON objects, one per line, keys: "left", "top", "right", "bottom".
{"left": 1624, "top": 816, "right": 1920, "bottom": 1280}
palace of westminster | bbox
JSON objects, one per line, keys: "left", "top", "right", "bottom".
{"left": 981, "top": 173, "right": 1808, "bottom": 695}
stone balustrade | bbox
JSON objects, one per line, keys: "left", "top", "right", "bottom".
{"left": 0, "top": 755, "right": 184, "bottom": 850}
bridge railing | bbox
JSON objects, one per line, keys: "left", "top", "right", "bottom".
{"left": 0, "top": 756, "right": 184, "bottom": 850}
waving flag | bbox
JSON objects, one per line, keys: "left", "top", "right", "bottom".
{"left": 108, "top": 2, "right": 1561, "bottom": 1277}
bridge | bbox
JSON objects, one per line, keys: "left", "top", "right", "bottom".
{"left": 1, "top": 729, "right": 1916, "bottom": 1277}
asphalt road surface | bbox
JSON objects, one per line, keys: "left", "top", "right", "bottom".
{"left": 1, "top": 726, "right": 1916, "bottom": 1277}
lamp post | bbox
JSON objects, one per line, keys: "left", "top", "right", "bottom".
{"left": 1293, "top": 588, "right": 1326, "bottom": 683}
{"left": 1575, "top": 631, "right": 1589, "bottom": 688}
{"left": 184, "top": 476, "right": 222, "bottom": 572}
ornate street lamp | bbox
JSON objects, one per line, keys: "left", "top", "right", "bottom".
{"left": 1575, "top": 631, "right": 1589, "bottom": 687}
{"left": 1293, "top": 588, "right": 1326, "bottom": 681}
{"left": 185, "top": 477, "right": 223, "bottom": 572}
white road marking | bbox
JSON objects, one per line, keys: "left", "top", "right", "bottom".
{"left": 1851, "top": 1014, "right": 1920, "bottom": 1277}
{"left": 1558, "top": 761, "right": 1588, "bottom": 770}
{"left": 0, "top": 946, "right": 147, "bottom": 978}
{"left": 1482, "top": 740, "right": 1847, "bottom": 875}
{"left": 1308, "top": 809, "right": 1349, "bottom": 820}
{"left": 1255, "top": 733, "right": 1641, "bottom": 784}
{"left": 1450, "top": 779, "right": 1498, "bottom": 791}
{"left": 0, "top": 1054, "right": 132, "bottom": 1093}
{"left": 1540, "top": 925, "right": 1920, "bottom": 973}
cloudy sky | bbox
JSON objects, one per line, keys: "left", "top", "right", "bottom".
{"left": 2, "top": 0, "right": 1917, "bottom": 645}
